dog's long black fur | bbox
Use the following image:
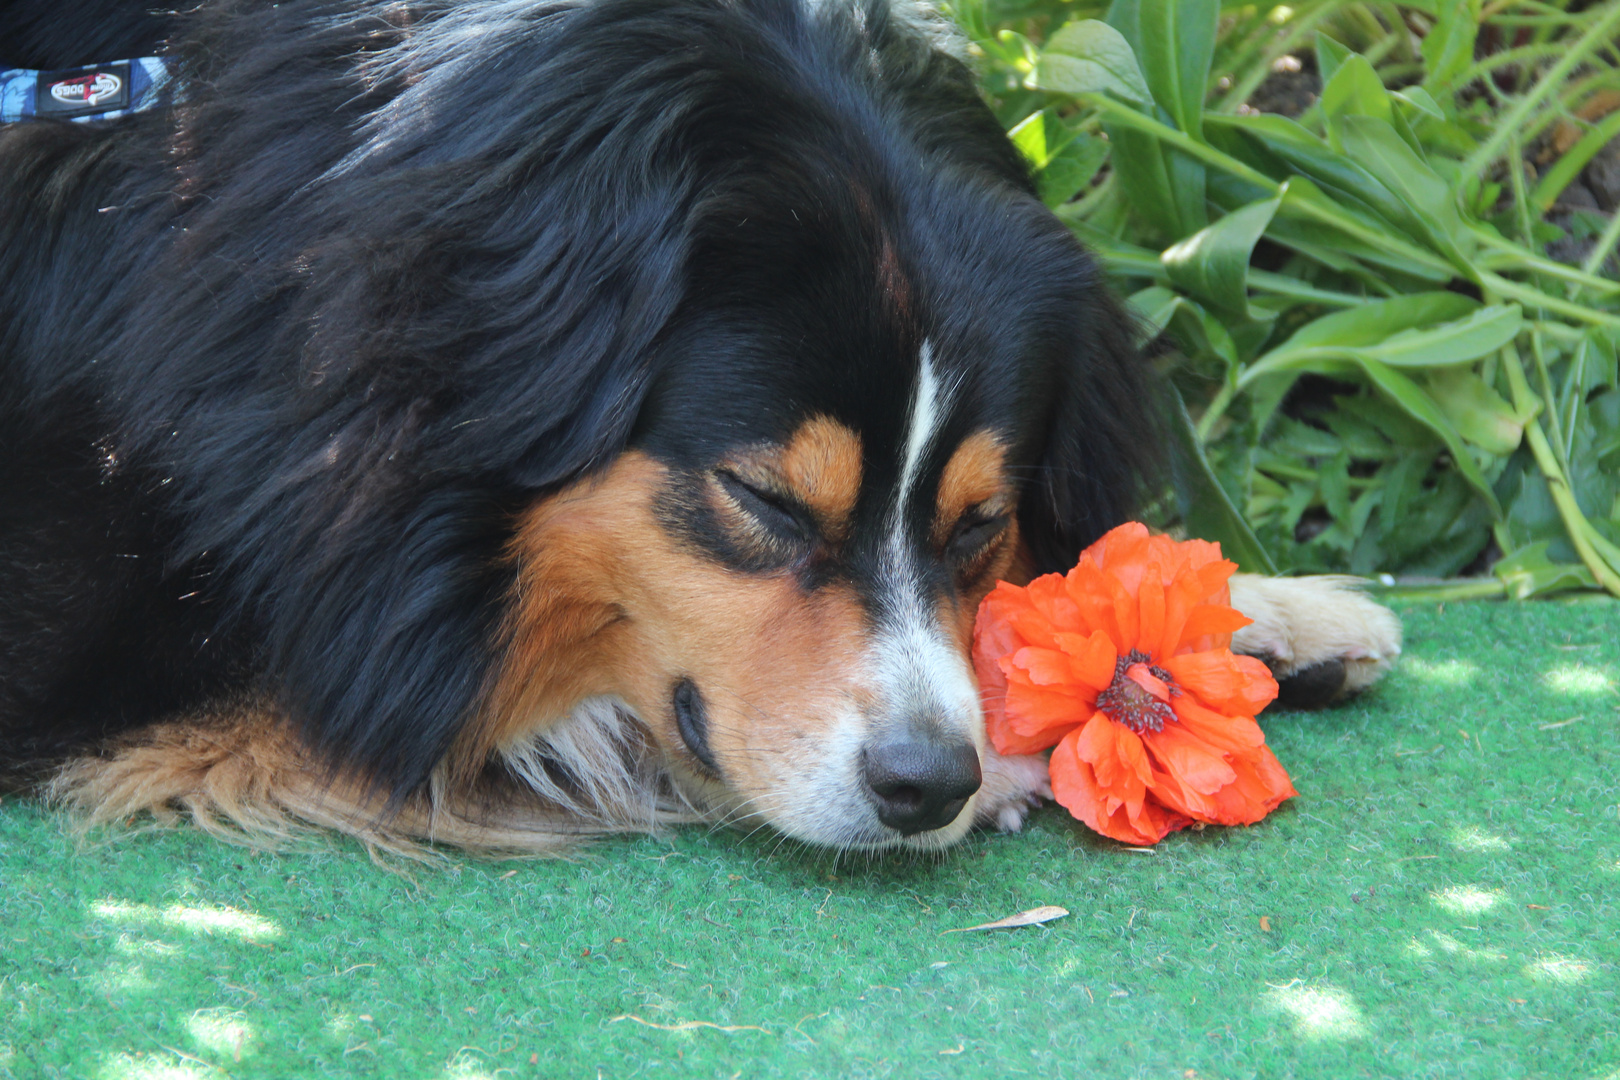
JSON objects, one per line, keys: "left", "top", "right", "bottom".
{"left": 0, "top": 0, "right": 1154, "bottom": 803}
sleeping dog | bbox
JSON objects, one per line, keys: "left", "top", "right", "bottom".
{"left": 0, "top": 0, "right": 1400, "bottom": 853}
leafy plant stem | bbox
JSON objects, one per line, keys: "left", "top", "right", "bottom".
{"left": 1460, "top": 0, "right": 1620, "bottom": 181}
{"left": 1472, "top": 234, "right": 1620, "bottom": 296}
{"left": 1477, "top": 269, "right": 1620, "bottom": 327}
{"left": 1530, "top": 330, "right": 1573, "bottom": 471}
{"left": 1454, "top": 42, "right": 1568, "bottom": 89}
{"left": 1578, "top": 205, "right": 1620, "bottom": 283}
{"left": 1194, "top": 382, "right": 1237, "bottom": 441}
{"left": 1507, "top": 133, "right": 1539, "bottom": 256}
{"left": 1499, "top": 344, "right": 1620, "bottom": 596}
{"left": 1370, "top": 579, "right": 1510, "bottom": 602}
{"left": 1247, "top": 270, "right": 1361, "bottom": 306}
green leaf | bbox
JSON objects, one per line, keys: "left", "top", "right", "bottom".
{"left": 1127, "top": 287, "right": 1241, "bottom": 369}
{"left": 1262, "top": 292, "right": 1479, "bottom": 354}
{"left": 1330, "top": 115, "right": 1477, "bottom": 267}
{"left": 1425, "top": 368, "right": 1525, "bottom": 455}
{"left": 1161, "top": 196, "right": 1280, "bottom": 315}
{"left": 1359, "top": 304, "right": 1524, "bottom": 368}
{"left": 1421, "top": 0, "right": 1481, "bottom": 94}
{"left": 1164, "top": 382, "right": 1278, "bottom": 574}
{"left": 1104, "top": 119, "right": 1208, "bottom": 241}
{"left": 1392, "top": 86, "right": 1445, "bottom": 122}
{"left": 1357, "top": 357, "right": 1502, "bottom": 515}
{"left": 1493, "top": 542, "right": 1597, "bottom": 599}
{"left": 1034, "top": 20, "right": 1152, "bottom": 106}
{"left": 1314, "top": 32, "right": 1353, "bottom": 86}
{"left": 1007, "top": 109, "right": 1076, "bottom": 170}
{"left": 1208, "top": 115, "right": 1461, "bottom": 273}
{"left": 1319, "top": 450, "right": 1353, "bottom": 525}
{"left": 1035, "top": 133, "right": 1109, "bottom": 208}
{"left": 1134, "top": 0, "right": 1216, "bottom": 139}
{"left": 1320, "top": 54, "right": 1393, "bottom": 128}
{"left": 1558, "top": 329, "right": 1620, "bottom": 461}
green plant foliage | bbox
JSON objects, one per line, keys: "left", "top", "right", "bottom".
{"left": 949, "top": 0, "right": 1620, "bottom": 597}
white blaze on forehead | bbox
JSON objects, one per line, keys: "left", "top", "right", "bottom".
{"left": 870, "top": 340, "right": 980, "bottom": 743}
{"left": 895, "top": 340, "right": 943, "bottom": 516}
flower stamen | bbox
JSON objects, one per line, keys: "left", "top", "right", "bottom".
{"left": 1096, "top": 649, "right": 1178, "bottom": 733}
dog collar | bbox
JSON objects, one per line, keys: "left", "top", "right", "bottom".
{"left": 1, "top": 57, "right": 177, "bottom": 123}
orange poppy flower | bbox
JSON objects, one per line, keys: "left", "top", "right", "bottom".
{"left": 973, "top": 523, "right": 1295, "bottom": 845}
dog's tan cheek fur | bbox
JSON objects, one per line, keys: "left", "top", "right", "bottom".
{"left": 481, "top": 451, "right": 871, "bottom": 801}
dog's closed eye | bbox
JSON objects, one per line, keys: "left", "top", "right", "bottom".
{"left": 947, "top": 511, "right": 1009, "bottom": 560}
{"left": 714, "top": 470, "right": 816, "bottom": 549}
{"left": 946, "top": 509, "right": 1011, "bottom": 583}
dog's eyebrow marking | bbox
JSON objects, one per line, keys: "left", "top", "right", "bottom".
{"left": 779, "top": 416, "right": 863, "bottom": 542}
{"left": 933, "top": 430, "right": 1008, "bottom": 545}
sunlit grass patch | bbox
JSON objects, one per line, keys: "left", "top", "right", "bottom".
{"left": 94, "top": 1052, "right": 211, "bottom": 1080}
{"left": 1403, "top": 659, "right": 1480, "bottom": 686}
{"left": 1261, "top": 982, "right": 1368, "bottom": 1041}
{"left": 87, "top": 959, "right": 157, "bottom": 995}
{"left": 1424, "top": 931, "right": 1508, "bottom": 963}
{"left": 1429, "top": 885, "right": 1502, "bottom": 916}
{"left": 186, "top": 1008, "right": 257, "bottom": 1061}
{"left": 91, "top": 899, "right": 282, "bottom": 942}
{"left": 113, "top": 934, "right": 180, "bottom": 958}
{"left": 1448, "top": 825, "right": 1511, "bottom": 853}
{"left": 1525, "top": 954, "right": 1593, "bottom": 985}
{"left": 1542, "top": 665, "right": 1617, "bottom": 696}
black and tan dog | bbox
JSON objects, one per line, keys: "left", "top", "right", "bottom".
{"left": 0, "top": 0, "right": 1399, "bottom": 854}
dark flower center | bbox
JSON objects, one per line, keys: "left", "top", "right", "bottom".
{"left": 1096, "top": 649, "right": 1179, "bottom": 733}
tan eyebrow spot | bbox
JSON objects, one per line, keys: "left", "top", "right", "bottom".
{"left": 776, "top": 415, "right": 863, "bottom": 542}
{"left": 933, "top": 429, "right": 1008, "bottom": 546}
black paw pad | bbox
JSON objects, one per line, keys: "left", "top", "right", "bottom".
{"left": 1271, "top": 658, "right": 1348, "bottom": 710}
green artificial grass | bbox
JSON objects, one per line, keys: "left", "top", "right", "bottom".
{"left": 2, "top": 600, "right": 1618, "bottom": 1080}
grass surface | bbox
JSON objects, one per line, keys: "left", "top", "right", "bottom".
{"left": 2, "top": 601, "right": 1618, "bottom": 1079}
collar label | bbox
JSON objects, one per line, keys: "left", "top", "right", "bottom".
{"left": 37, "top": 62, "right": 131, "bottom": 116}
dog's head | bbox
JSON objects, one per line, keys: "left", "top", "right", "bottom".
{"left": 458, "top": 0, "right": 1154, "bottom": 849}
{"left": 170, "top": 0, "right": 1153, "bottom": 847}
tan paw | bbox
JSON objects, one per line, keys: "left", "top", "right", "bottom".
{"left": 974, "top": 746, "right": 1051, "bottom": 833}
{"left": 1228, "top": 574, "right": 1403, "bottom": 706}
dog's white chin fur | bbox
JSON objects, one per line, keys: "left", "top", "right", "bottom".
{"left": 541, "top": 698, "right": 1057, "bottom": 853}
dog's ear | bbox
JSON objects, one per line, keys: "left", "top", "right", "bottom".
{"left": 101, "top": 0, "right": 704, "bottom": 809}
{"left": 1016, "top": 282, "right": 1161, "bottom": 576}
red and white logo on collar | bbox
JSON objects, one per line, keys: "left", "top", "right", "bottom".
{"left": 49, "top": 71, "right": 123, "bottom": 107}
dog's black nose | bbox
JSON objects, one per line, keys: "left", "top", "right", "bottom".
{"left": 862, "top": 740, "right": 982, "bottom": 835}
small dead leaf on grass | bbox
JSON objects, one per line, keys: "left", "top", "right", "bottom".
{"left": 942, "top": 905, "right": 1068, "bottom": 934}
{"left": 1259, "top": 916, "right": 1272, "bottom": 932}
{"left": 610, "top": 1014, "right": 769, "bottom": 1035}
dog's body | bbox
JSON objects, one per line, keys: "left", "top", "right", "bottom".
{"left": 1, "top": 0, "right": 1399, "bottom": 854}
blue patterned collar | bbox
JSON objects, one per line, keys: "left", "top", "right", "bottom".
{"left": 2, "top": 57, "right": 177, "bottom": 123}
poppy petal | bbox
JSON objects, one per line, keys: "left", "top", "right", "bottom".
{"left": 1050, "top": 721, "right": 1187, "bottom": 845}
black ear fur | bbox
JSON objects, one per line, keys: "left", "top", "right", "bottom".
{"left": 2, "top": 0, "right": 175, "bottom": 68}
{"left": 79, "top": 0, "right": 711, "bottom": 801}
{"left": 1017, "top": 277, "right": 1162, "bottom": 576}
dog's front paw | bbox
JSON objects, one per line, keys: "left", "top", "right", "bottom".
{"left": 1228, "top": 574, "right": 1403, "bottom": 708}
{"left": 974, "top": 747, "right": 1052, "bottom": 833}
